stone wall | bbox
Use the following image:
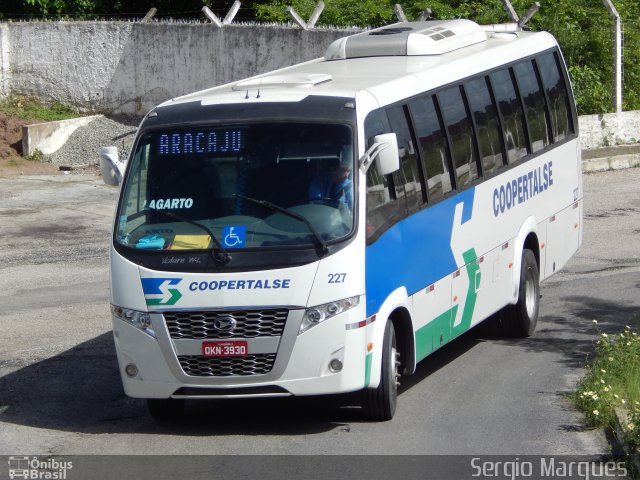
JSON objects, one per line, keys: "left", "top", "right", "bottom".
{"left": 578, "top": 111, "right": 640, "bottom": 149}
{"left": 1, "top": 21, "right": 638, "bottom": 149}
{"left": 0, "top": 21, "right": 358, "bottom": 115}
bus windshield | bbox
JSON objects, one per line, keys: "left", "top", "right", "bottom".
{"left": 115, "top": 123, "right": 355, "bottom": 252}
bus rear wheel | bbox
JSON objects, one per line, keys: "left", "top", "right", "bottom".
{"left": 506, "top": 249, "right": 539, "bottom": 337}
{"left": 361, "top": 321, "right": 399, "bottom": 421}
{"left": 147, "top": 398, "right": 185, "bottom": 421}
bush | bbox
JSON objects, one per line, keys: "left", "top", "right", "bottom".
{"left": 573, "top": 322, "right": 640, "bottom": 448}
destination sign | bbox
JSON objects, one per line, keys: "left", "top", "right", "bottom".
{"left": 158, "top": 129, "right": 243, "bottom": 155}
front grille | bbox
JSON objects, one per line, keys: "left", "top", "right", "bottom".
{"left": 178, "top": 354, "right": 277, "bottom": 376}
{"left": 164, "top": 309, "right": 288, "bottom": 339}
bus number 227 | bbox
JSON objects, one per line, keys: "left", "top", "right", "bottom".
{"left": 328, "top": 273, "right": 346, "bottom": 284}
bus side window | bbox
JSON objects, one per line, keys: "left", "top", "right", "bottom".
{"left": 536, "top": 51, "right": 574, "bottom": 142}
{"left": 437, "top": 85, "right": 479, "bottom": 189}
{"left": 514, "top": 60, "right": 550, "bottom": 153}
{"left": 490, "top": 68, "right": 528, "bottom": 164}
{"left": 386, "top": 105, "right": 424, "bottom": 213}
{"left": 364, "top": 109, "right": 407, "bottom": 243}
{"left": 464, "top": 77, "right": 505, "bottom": 177}
{"left": 409, "top": 95, "right": 452, "bottom": 203}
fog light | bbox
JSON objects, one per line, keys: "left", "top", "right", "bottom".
{"left": 329, "top": 358, "right": 343, "bottom": 373}
{"left": 125, "top": 363, "right": 138, "bottom": 377}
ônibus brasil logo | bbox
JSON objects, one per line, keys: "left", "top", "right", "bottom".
{"left": 141, "top": 278, "right": 183, "bottom": 306}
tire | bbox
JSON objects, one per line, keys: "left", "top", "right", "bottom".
{"left": 506, "top": 249, "right": 540, "bottom": 337}
{"left": 362, "top": 321, "right": 399, "bottom": 420}
{"left": 147, "top": 398, "right": 185, "bottom": 421}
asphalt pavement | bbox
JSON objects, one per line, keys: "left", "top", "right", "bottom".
{"left": 0, "top": 168, "right": 638, "bottom": 460}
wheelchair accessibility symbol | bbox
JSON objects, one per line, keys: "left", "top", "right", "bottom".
{"left": 222, "top": 226, "right": 246, "bottom": 248}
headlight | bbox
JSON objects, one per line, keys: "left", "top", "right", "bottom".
{"left": 111, "top": 304, "right": 155, "bottom": 337}
{"left": 299, "top": 296, "right": 360, "bottom": 334}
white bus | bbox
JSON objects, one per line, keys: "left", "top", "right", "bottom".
{"left": 104, "top": 19, "right": 582, "bottom": 420}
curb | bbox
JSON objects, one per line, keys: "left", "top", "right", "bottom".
{"left": 612, "top": 407, "right": 640, "bottom": 475}
{"left": 581, "top": 153, "right": 640, "bottom": 173}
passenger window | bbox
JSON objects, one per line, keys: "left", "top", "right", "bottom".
{"left": 490, "top": 68, "right": 528, "bottom": 163}
{"left": 437, "top": 86, "right": 479, "bottom": 189}
{"left": 364, "top": 109, "right": 391, "bottom": 145}
{"left": 464, "top": 77, "right": 505, "bottom": 177}
{"left": 386, "top": 105, "right": 424, "bottom": 213}
{"left": 514, "top": 60, "right": 550, "bottom": 152}
{"left": 364, "top": 109, "right": 407, "bottom": 243}
{"left": 537, "top": 51, "right": 574, "bottom": 141}
{"left": 408, "top": 96, "right": 452, "bottom": 203}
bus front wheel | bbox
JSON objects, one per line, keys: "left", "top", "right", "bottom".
{"left": 361, "top": 321, "right": 399, "bottom": 421}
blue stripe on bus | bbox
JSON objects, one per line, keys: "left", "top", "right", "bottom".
{"left": 365, "top": 187, "right": 475, "bottom": 317}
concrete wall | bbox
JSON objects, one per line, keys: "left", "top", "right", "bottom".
{"left": 578, "top": 111, "right": 640, "bottom": 149}
{"left": 1, "top": 21, "right": 639, "bottom": 150}
{"left": 0, "top": 24, "right": 10, "bottom": 97}
{"left": 0, "top": 22, "right": 358, "bottom": 115}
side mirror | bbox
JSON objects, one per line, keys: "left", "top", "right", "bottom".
{"left": 100, "top": 146, "right": 125, "bottom": 186}
{"left": 359, "top": 133, "right": 400, "bottom": 175}
{"left": 373, "top": 133, "right": 400, "bottom": 176}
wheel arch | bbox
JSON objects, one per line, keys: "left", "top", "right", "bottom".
{"left": 366, "top": 286, "right": 410, "bottom": 389}
{"left": 388, "top": 306, "right": 416, "bottom": 376}
{"left": 511, "top": 217, "right": 541, "bottom": 303}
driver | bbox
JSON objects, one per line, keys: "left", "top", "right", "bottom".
{"left": 308, "top": 157, "right": 353, "bottom": 210}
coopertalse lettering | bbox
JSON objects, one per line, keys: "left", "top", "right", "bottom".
{"left": 189, "top": 279, "right": 291, "bottom": 291}
{"left": 492, "top": 161, "right": 553, "bottom": 217}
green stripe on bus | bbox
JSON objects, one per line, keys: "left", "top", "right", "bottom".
{"left": 364, "top": 352, "right": 372, "bottom": 387}
{"left": 415, "top": 305, "right": 458, "bottom": 361}
{"left": 453, "top": 248, "right": 480, "bottom": 336}
{"left": 415, "top": 248, "right": 480, "bottom": 361}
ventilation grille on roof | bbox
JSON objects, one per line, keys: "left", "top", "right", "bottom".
{"left": 325, "top": 19, "right": 487, "bottom": 60}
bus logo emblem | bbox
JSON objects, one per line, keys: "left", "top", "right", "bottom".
{"left": 213, "top": 316, "right": 236, "bottom": 332}
{"left": 141, "top": 278, "right": 183, "bottom": 306}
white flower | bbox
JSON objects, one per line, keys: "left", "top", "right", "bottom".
{"left": 614, "top": 394, "right": 620, "bottom": 399}
{"left": 601, "top": 333, "right": 609, "bottom": 338}
{"left": 592, "top": 394, "right": 599, "bottom": 401}
{"left": 625, "top": 325, "right": 631, "bottom": 330}
{"left": 593, "top": 409, "right": 600, "bottom": 416}
{"left": 627, "top": 423, "right": 635, "bottom": 431}
{"left": 622, "top": 399, "right": 626, "bottom": 404}
{"left": 608, "top": 357, "right": 614, "bottom": 362}
{"left": 601, "top": 369, "right": 607, "bottom": 374}
{"left": 604, "top": 387, "right": 610, "bottom": 392}
{"left": 601, "top": 379, "right": 606, "bottom": 384}
{"left": 592, "top": 320, "right": 598, "bottom": 325}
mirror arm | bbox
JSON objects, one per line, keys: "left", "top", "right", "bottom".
{"left": 358, "top": 140, "right": 390, "bottom": 173}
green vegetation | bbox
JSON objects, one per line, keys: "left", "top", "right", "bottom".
{"left": 24, "top": 148, "right": 44, "bottom": 161}
{"left": 0, "top": 95, "right": 78, "bottom": 122}
{"left": 2, "top": 0, "right": 640, "bottom": 114}
{"left": 573, "top": 321, "right": 640, "bottom": 449}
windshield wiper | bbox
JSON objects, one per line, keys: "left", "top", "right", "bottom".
{"left": 233, "top": 193, "right": 328, "bottom": 255}
{"left": 145, "top": 208, "right": 231, "bottom": 264}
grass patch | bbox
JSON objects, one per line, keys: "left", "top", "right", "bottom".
{"left": 573, "top": 321, "right": 640, "bottom": 448}
{"left": 24, "top": 149, "right": 44, "bottom": 162}
{"left": 0, "top": 95, "right": 79, "bottom": 122}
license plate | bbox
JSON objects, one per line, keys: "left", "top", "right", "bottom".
{"left": 202, "top": 340, "right": 248, "bottom": 357}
